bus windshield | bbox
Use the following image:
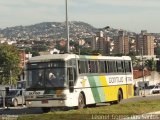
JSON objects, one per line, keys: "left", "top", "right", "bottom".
{"left": 27, "top": 62, "right": 67, "bottom": 88}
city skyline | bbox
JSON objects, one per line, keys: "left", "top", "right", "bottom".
{"left": 0, "top": 0, "right": 160, "bottom": 33}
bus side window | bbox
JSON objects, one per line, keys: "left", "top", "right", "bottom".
{"left": 105, "top": 61, "right": 109, "bottom": 73}
{"left": 99, "top": 61, "right": 106, "bottom": 73}
{"left": 108, "top": 61, "right": 114, "bottom": 73}
{"left": 108, "top": 61, "right": 111, "bottom": 73}
{"left": 116, "top": 61, "right": 123, "bottom": 73}
{"left": 121, "top": 61, "right": 125, "bottom": 73}
{"left": 89, "top": 60, "right": 98, "bottom": 73}
{"left": 128, "top": 61, "right": 131, "bottom": 72}
{"left": 125, "top": 61, "right": 131, "bottom": 73}
{"left": 78, "top": 60, "right": 88, "bottom": 74}
{"left": 113, "top": 61, "right": 117, "bottom": 73}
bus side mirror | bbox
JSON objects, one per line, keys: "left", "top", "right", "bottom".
{"left": 69, "top": 80, "right": 74, "bottom": 87}
{"left": 68, "top": 68, "right": 74, "bottom": 93}
{"left": 69, "top": 81, "right": 74, "bottom": 92}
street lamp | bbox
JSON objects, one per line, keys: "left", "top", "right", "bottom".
{"left": 65, "top": 0, "right": 70, "bottom": 53}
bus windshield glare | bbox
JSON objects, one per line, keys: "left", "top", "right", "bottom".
{"left": 26, "top": 61, "right": 67, "bottom": 88}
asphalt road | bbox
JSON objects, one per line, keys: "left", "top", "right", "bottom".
{"left": 120, "top": 94, "right": 160, "bottom": 104}
{"left": 0, "top": 107, "right": 43, "bottom": 115}
{"left": 0, "top": 94, "right": 160, "bottom": 116}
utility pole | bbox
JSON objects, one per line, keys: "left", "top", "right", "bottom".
{"left": 78, "top": 39, "right": 83, "bottom": 55}
{"left": 141, "top": 47, "right": 146, "bottom": 97}
{"left": 65, "top": 0, "right": 70, "bottom": 53}
{"left": 10, "top": 70, "right": 12, "bottom": 88}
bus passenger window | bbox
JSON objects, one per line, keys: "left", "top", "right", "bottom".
{"left": 108, "top": 61, "right": 112, "bottom": 73}
{"left": 108, "top": 61, "right": 115, "bottom": 73}
{"left": 89, "top": 61, "right": 98, "bottom": 73}
{"left": 125, "top": 61, "right": 131, "bottom": 73}
{"left": 105, "top": 61, "right": 109, "bottom": 73}
{"left": 116, "top": 61, "right": 123, "bottom": 73}
{"left": 78, "top": 60, "right": 88, "bottom": 74}
{"left": 121, "top": 61, "right": 125, "bottom": 73}
{"left": 99, "top": 61, "right": 106, "bottom": 73}
{"left": 113, "top": 61, "right": 117, "bottom": 73}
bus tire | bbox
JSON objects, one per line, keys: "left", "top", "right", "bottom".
{"left": 13, "top": 99, "right": 18, "bottom": 107}
{"left": 110, "top": 101, "right": 118, "bottom": 105}
{"left": 41, "top": 107, "right": 51, "bottom": 113}
{"left": 117, "top": 90, "right": 123, "bottom": 103}
{"left": 78, "top": 93, "right": 86, "bottom": 109}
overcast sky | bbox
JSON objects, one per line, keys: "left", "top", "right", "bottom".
{"left": 0, "top": 0, "right": 160, "bottom": 33}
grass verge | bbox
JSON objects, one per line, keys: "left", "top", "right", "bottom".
{"left": 18, "top": 100, "right": 160, "bottom": 120}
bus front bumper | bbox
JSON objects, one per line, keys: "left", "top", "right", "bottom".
{"left": 26, "top": 99, "right": 67, "bottom": 107}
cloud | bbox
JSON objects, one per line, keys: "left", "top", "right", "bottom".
{"left": 93, "top": 0, "right": 160, "bottom": 7}
{"left": 0, "top": 0, "right": 160, "bottom": 32}
{"left": 0, "top": 0, "right": 63, "bottom": 6}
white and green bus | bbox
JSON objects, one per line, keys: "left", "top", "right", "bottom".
{"left": 25, "top": 54, "right": 134, "bottom": 112}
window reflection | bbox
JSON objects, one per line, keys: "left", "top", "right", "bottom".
{"left": 27, "top": 68, "right": 66, "bottom": 88}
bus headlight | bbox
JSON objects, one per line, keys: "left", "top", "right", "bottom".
{"left": 28, "top": 101, "right": 32, "bottom": 105}
{"left": 59, "top": 100, "right": 64, "bottom": 104}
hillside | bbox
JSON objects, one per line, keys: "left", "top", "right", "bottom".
{"left": 0, "top": 21, "right": 138, "bottom": 41}
{"left": 0, "top": 21, "right": 98, "bottom": 41}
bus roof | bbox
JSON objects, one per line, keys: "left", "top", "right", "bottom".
{"left": 28, "top": 54, "right": 77, "bottom": 62}
{"left": 28, "top": 54, "right": 131, "bottom": 63}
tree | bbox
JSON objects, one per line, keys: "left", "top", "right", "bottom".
{"left": 31, "top": 51, "right": 40, "bottom": 57}
{"left": 32, "top": 44, "right": 48, "bottom": 51}
{"left": 80, "top": 47, "right": 92, "bottom": 55}
{"left": 155, "top": 46, "right": 160, "bottom": 55}
{"left": 24, "top": 47, "right": 40, "bottom": 57}
{"left": 0, "top": 44, "right": 21, "bottom": 84}
{"left": 145, "top": 58, "right": 156, "bottom": 71}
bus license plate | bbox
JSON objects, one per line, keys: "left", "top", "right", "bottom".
{"left": 41, "top": 100, "right": 48, "bottom": 104}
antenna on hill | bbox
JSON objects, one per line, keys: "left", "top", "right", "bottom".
{"left": 65, "top": 0, "right": 70, "bottom": 53}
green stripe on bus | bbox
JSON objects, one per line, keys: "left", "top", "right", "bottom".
{"left": 88, "top": 76, "right": 106, "bottom": 103}
{"left": 97, "top": 87, "right": 106, "bottom": 102}
{"left": 94, "top": 76, "right": 106, "bottom": 102}
{"left": 88, "top": 76, "right": 101, "bottom": 103}
{"left": 93, "top": 76, "right": 101, "bottom": 86}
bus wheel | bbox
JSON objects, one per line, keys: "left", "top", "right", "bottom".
{"left": 78, "top": 93, "right": 86, "bottom": 109}
{"left": 117, "top": 90, "right": 123, "bottom": 103}
{"left": 41, "top": 107, "right": 51, "bottom": 113}
{"left": 13, "top": 99, "right": 18, "bottom": 107}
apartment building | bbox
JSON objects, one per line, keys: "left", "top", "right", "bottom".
{"left": 114, "top": 30, "right": 130, "bottom": 55}
{"left": 136, "top": 30, "right": 155, "bottom": 55}
{"left": 91, "top": 31, "right": 110, "bottom": 55}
